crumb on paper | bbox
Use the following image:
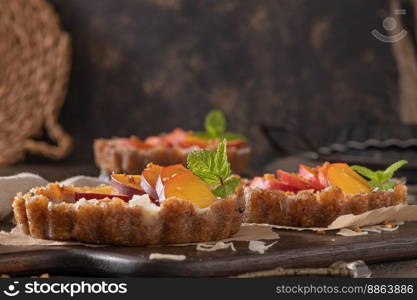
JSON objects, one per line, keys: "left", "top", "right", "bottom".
{"left": 196, "top": 241, "right": 236, "bottom": 252}
{"left": 248, "top": 240, "right": 278, "bottom": 254}
{"left": 353, "top": 226, "right": 362, "bottom": 233}
{"left": 149, "top": 253, "right": 186, "bottom": 261}
{"left": 316, "top": 230, "right": 325, "bottom": 235}
{"left": 336, "top": 228, "right": 368, "bottom": 237}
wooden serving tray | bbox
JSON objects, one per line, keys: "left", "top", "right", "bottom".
{"left": 1, "top": 222, "right": 417, "bottom": 277}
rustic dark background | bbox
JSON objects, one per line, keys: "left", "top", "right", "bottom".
{"left": 42, "top": 0, "right": 401, "bottom": 170}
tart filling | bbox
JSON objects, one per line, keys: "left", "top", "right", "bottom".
{"left": 244, "top": 162, "right": 408, "bottom": 227}
{"left": 13, "top": 142, "right": 245, "bottom": 246}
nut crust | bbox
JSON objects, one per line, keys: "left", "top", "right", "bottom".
{"left": 243, "top": 184, "right": 407, "bottom": 227}
{"left": 94, "top": 138, "right": 251, "bottom": 175}
{"left": 13, "top": 184, "right": 244, "bottom": 246}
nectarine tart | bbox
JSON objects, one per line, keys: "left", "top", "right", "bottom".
{"left": 13, "top": 142, "right": 245, "bottom": 245}
{"left": 244, "top": 161, "right": 408, "bottom": 227}
{"left": 94, "top": 110, "right": 250, "bottom": 175}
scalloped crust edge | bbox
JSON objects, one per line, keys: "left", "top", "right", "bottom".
{"left": 94, "top": 138, "right": 251, "bottom": 174}
{"left": 243, "top": 184, "right": 407, "bottom": 228}
{"left": 13, "top": 184, "right": 245, "bottom": 246}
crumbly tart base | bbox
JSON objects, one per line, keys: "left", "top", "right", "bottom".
{"left": 13, "top": 184, "right": 245, "bottom": 246}
{"left": 94, "top": 138, "right": 251, "bottom": 175}
{"left": 243, "top": 184, "right": 407, "bottom": 228}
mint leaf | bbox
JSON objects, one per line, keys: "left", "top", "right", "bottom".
{"left": 351, "top": 165, "right": 377, "bottom": 180}
{"left": 205, "top": 110, "right": 226, "bottom": 138}
{"left": 214, "top": 139, "right": 230, "bottom": 180}
{"left": 187, "top": 139, "right": 239, "bottom": 198}
{"left": 369, "top": 180, "right": 396, "bottom": 191}
{"left": 213, "top": 177, "right": 240, "bottom": 198}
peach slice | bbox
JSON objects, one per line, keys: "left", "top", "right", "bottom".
{"left": 116, "top": 137, "right": 152, "bottom": 149}
{"left": 327, "top": 163, "right": 371, "bottom": 194}
{"left": 249, "top": 176, "right": 299, "bottom": 193}
{"left": 161, "top": 173, "right": 216, "bottom": 208}
{"left": 155, "top": 164, "right": 192, "bottom": 197}
{"left": 141, "top": 163, "right": 162, "bottom": 199}
{"left": 317, "top": 162, "right": 330, "bottom": 188}
{"left": 111, "top": 174, "right": 145, "bottom": 196}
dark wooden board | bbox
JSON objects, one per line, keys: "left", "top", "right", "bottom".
{"left": 1, "top": 222, "right": 417, "bottom": 277}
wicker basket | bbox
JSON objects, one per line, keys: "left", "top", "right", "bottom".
{"left": 0, "top": 0, "right": 72, "bottom": 165}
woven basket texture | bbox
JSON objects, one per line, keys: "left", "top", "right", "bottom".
{"left": 0, "top": 0, "right": 72, "bottom": 165}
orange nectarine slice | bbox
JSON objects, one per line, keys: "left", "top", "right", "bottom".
{"left": 160, "top": 164, "right": 191, "bottom": 183}
{"left": 163, "top": 173, "right": 216, "bottom": 208}
{"left": 141, "top": 163, "right": 163, "bottom": 199}
{"left": 327, "top": 163, "right": 371, "bottom": 194}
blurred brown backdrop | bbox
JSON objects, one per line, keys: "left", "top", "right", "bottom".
{"left": 42, "top": 0, "right": 401, "bottom": 169}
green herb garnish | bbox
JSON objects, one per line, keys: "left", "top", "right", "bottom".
{"left": 194, "top": 110, "right": 246, "bottom": 141}
{"left": 187, "top": 139, "right": 240, "bottom": 198}
{"left": 351, "top": 160, "right": 408, "bottom": 191}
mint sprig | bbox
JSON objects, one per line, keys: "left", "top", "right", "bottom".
{"left": 194, "top": 110, "right": 247, "bottom": 141}
{"left": 351, "top": 160, "right": 407, "bottom": 191}
{"left": 187, "top": 139, "right": 240, "bottom": 198}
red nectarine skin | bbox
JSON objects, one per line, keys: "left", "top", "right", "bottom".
{"left": 249, "top": 176, "right": 299, "bottom": 193}
{"left": 277, "top": 170, "right": 315, "bottom": 191}
{"left": 298, "top": 165, "right": 325, "bottom": 190}
{"left": 162, "top": 173, "right": 216, "bottom": 208}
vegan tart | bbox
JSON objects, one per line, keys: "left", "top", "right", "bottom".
{"left": 94, "top": 110, "right": 250, "bottom": 175}
{"left": 13, "top": 142, "right": 244, "bottom": 246}
{"left": 244, "top": 161, "right": 408, "bottom": 227}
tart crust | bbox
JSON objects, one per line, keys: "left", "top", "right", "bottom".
{"left": 94, "top": 138, "right": 251, "bottom": 175}
{"left": 13, "top": 183, "right": 245, "bottom": 246}
{"left": 243, "top": 183, "right": 407, "bottom": 227}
